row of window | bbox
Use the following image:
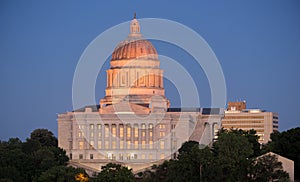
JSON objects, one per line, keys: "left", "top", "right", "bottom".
{"left": 73, "top": 153, "right": 165, "bottom": 160}
{"left": 224, "top": 116, "right": 264, "bottom": 119}
{"left": 78, "top": 140, "right": 165, "bottom": 150}
{"left": 222, "top": 120, "right": 264, "bottom": 124}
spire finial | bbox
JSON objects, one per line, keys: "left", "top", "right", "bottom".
{"left": 134, "top": 12, "right": 136, "bottom": 19}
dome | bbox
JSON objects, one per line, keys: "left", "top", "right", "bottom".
{"left": 111, "top": 14, "right": 158, "bottom": 61}
{"left": 111, "top": 39, "right": 158, "bottom": 60}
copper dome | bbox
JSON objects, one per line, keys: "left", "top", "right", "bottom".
{"left": 111, "top": 39, "right": 158, "bottom": 60}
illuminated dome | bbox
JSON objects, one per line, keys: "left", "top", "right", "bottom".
{"left": 111, "top": 39, "right": 158, "bottom": 60}
{"left": 111, "top": 13, "right": 158, "bottom": 61}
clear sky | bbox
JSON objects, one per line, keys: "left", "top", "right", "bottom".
{"left": 0, "top": 0, "right": 299, "bottom": 140}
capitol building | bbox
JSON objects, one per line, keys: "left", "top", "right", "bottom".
{"left": 57, "top": 15, "right": 224, "bottom": 173}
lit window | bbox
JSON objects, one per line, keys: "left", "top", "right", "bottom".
{"left": 149, "top": 154, "right": 153, "bottom": 159}
{"left": 112, "top": 141, "right": 116, "bottom": 149}
{"left": 160, "top": 153, "right": 165, "bottom": 159}
{"left": 127, "top": 125, "right": 131, "bottom": 138}
{"left": 141, "top": 123, "right": 146, "bottom": 129}
{"left": 112, "top": 125, "right": 116, "bottom": 138}
{"left": 134, "top": 124, "right": 139, "bottom": 138}
{"left": 79, "top": 141, "right": 84, "bottom": 150}
{"left": 149, "top": 124, "right": 153, "bottom": 129}
{"left": 160, "top": 140, "right": 165, "bottom": 149}
{"left": 149, "top": 131, "right": 153, "bottom": 138}
{"left": 90, "top": 132, "right": 94, "bottom": 138}
{"left": 105, "top": 124, "right": 109, "bottom": 138}
{"left": 90, "top": 124, "right": 94, "bottom": 130}
{"left": 142, "top": 131, "right": 145, "bottom": 137}
{"left": 142, "top": 154, "right": 145, "bottom": 159}
{"left": 98, "top": 124, "right": 102, "bottom": 138}
{"left": 97, "top": 141, "right": 102, "bottom": 149}
{"left": 127, "top": 141, "right": 131, "bottom": 149}
{"left": 160, "top": 131, "right": 165, "bottom": 137}
{"left": 105, "top": 141, "right": 109, "bottom": 149}
{"left": 159, "top": 124, "right": 165, "bottom": 129}
{"left": 119, "top": 125, "right": 124, "bottom": 138}
{"left": 149, "top": 140, "right": 153, "bottom": 149}
{"left": 134, "top": 141, "right": 138, "bottom": 149}
{"left": 142, "top": 141, "right": 146, "bottom": 149}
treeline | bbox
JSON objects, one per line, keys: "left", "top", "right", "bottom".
{"left": 1, "top": 127, "right": 299, "bottom": 181}
{"left": 0, "top": 129, "right": 87, "bottom": 182}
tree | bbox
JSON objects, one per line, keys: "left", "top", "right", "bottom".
{"left": 213, "top": 129, "right": 254, "bottom": 181}
{"left": 251, "top": 154, "right": 289, "bottom": 181}
{"left": 30, "top": 129, "right": 58, "bottom": 147}
{"left": 264, "top": 127, "right": 300, "bottom": 180}
{"left": 93, "top": 163, "right": 134, "bottom": 182}
{"left": 38, "top": 166, "right": 87, "bottom": 182}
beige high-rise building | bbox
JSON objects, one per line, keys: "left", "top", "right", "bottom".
{"left": 58, "top": 15, "right": 223, "bottom": 173}
{"left": 222, "top": 101, "right": 278, "bottom": 144}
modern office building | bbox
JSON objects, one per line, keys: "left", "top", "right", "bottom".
{"left": 222, "top": 101, "right": 279, "bottom": 144}
{"left": 58, "top": 15, "right": 223, "bottom": 173}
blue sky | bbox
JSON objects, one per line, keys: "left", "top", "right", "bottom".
{"left": 0, "top": 0, "right": 299, "bottom": 140}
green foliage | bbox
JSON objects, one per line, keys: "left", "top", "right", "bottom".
{"left": 38, "top": 166, "right": 87, "bottom": 182}
{"left": 264, "top": 127, "right": 300, "bottom": 180}
{"left": 93, "top": 163, "right": 135, "bottom": 182}
{"left": 0, "top": 129, "right": 78, "bottom": 182}
{"left": 30, "top": 128, "right": 58, "bottom": 147}
{"left": 251, "top": 154, "right": 289, "bottom": 182}
{"left": 140, "top": 128, "right": 291, "bottom": 182}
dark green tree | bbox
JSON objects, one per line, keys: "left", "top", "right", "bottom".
{"left": 264, "top": 127, "right": 300, "bottom": 180}
{"left": 38, "top": 166, "right": 87, "bottom": 182}
{"left": 213, "top": 129, "right": 254, "bottom": 181}
{"left": 30, "top": 128, "right": 58, "bottom": 147}
{"left": 93, "top": 163, "right": 134, "bottom": 182}
{"left": 251, "top": 154, "right": 289, "bottom": 181}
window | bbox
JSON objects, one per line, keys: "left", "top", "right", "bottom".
{"left": 97, "top": 124, "right": 102, "bottom": 138}
{"left": 119, "top": 154, "right": 123, "bottom": 160}
{"left": 159, "top": 124, "right": 165, "bottom": 129}
{"left": 97, "top": 141, "right": 102, "bottom": 149}
{"left": 134, "top": 124, "right": 139, "bottom": 138}
{"left": 127, "top": 141, "right": 131, "bottom": 149}
{"left": 149, "top": 140, "right": 153, "bottom": 149}
{"left": 160, "top": 131, "right": 165, "bottom": 137}
{"left": 127, "top": 154, "right": 131, "bottom": 160}
{"left": 112, "top": 125, "right": 116, "bottom": 138}
{"left": 79, "top": 154, "right": 83, "bottom": 159}
{"left": 90, "top": 154, "right": 93, "bottom": 159}
{"left": 160, "top": 153, "right": 165, "bottom": 159}
{"left": 120, "top": 140, "right": 124, "bottom": 149}
{"left": 149, "top": 131, "right": 153, "bottom": 138}
{"left": 69, "top": 153, "right": 72, "bottom": 160}
{"left": 141, "top": 154, "right": 145, "bottom": 159}
{"left": 126, "top": 125, "right": 131, "bottom": 138}
{"left": 142, "top": 141, "right": 146, "bottom": 149}
{"left": 119, "top": 125, "right": 124, "bottom": 138}
{"left": 90, "top": 124, "right": 94, "bottom": 130}
{"left": 105, "top": 141, "right": 109, "bottom": 149}
{"left": 112, "top": 141, "right": 116, "bottom": 149}
{"left": 105, "top": 124, "right": 109, "bottom": 138}
{"left": 141, "top": 123, "right": 146, "bottom": 129}
{"left": 160, "top": 140, "right": 165, "bottom": 149}
{"left": 142, "top": 131, "right": 146, "bottom": 137}
{"left": 149, "top": 154, "right": 153, "bottom": 160}
{"left": 79, "top": 141, "right": 84, "bottom": 150}
{"left": 134, "top": 141, "right": 138, "bottom": 149}
{"left": 90, "top": 131, "right": 94, "bottom": 138}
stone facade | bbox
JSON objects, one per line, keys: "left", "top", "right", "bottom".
{"left": 222, "top": 101, "right": 278, "bottom": 144}
{"left": 58, "top": 15, "right": 223, "bottom": 173}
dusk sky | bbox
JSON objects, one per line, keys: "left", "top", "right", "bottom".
{"left": 1, "top": 1, "right": 299, "bottom": 140}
